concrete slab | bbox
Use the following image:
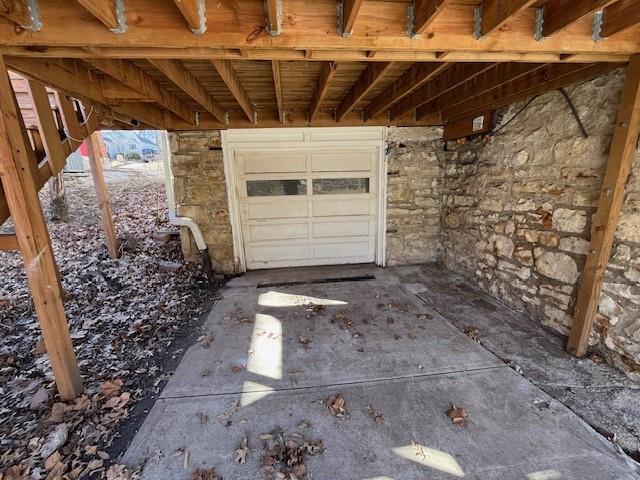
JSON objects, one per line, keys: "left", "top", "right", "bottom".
{"left": 124, "top": 368, "right": 637, "bottom": 479}
{"left": 160, "top": 278, "right": 502, "bottom": 398}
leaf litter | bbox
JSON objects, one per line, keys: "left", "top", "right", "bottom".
{"left": 0, "top": 167, "right": 218, "bottom": 478}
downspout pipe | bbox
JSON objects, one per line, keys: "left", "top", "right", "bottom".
{"left": 160, "top": 131, "right": 214, "bottom": 280}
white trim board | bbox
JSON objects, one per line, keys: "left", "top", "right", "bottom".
{"left": 222, "top": 127, "right": 387, "bottom": 272}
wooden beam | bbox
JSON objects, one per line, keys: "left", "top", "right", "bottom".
{"left": 86, "top": 132, "right": 119, "bottom": 259}
{"left": 149, "top": 59, "right": 227, "bottom": 124}
{"left": 542, "top": 0, "right": 619, "bottom": 38}
{"left": 416, "top": 62, "right": 545, "bottom": 119}
{"left": 211, "top": 59, "right": 255, "bottom": 124}
{"left": 442, "top": 62, "right": 617, "bottom": 121}
{"left": 443, "top": 110, "right": 494, "bottom": 140}
{"left": 0, "top": 55, "right": 83, "bottom": 400}
{"left": 567, "top": 55, "right": 640, "bottom": 356}
{"left": 365, "top": 62, "right": 449, "bottom": 119}
{"left": 601, "top": 0, "right": 640, "bottom": 38}
{"left": 265, "top": 0, "right": 282, "bottom": 36}
{"left": 337, "top": 62, "right": 394, "bottom": 121}
{"left": 271, "top": 60, "right": 284, "bottom": 124}
{"left": 309, "top": 61, "right": 338, "bottom": 121}
{"left": 412, "top": 0, "right": 455, "bottom": 36}
{"left": 26, "top": 79, "right": 67, "bottom": 173}
{"left": 0, "top": 232, "right": 19, "bottom": 250}
{"left": 75, "top": 0, "right": 125, "bottom": 33}
{"left": 341, "top": 0, "right": 364, "bottom": 36}
{"left": 0, "top": 0, "right": 40, "bottom": 30}
{"left": 390, "top": 63, "right": 494, "bottom": 119}
{"left": 173, "top": 0, "right": 206, "bottom": 34}
{"left": 54, "top": 92, "right": 84, "bottom": 151}
{"left": 6, "top": 57, "right": 167, "bottom": 129}
{"left": 480, "top": 0, "right": 538, "bottom": 37}
{"left": 85, "top": 58, "right": 197, "bottom": 124}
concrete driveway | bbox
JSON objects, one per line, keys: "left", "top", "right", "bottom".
{"left": 123, "top": 265, "right": 639, "bottom": 479}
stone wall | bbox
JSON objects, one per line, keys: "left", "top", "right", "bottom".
{"left": 385, "top": 127, "right": 444, "bottom": 265}
{"left": 169, "top": 131, "right": 236, "bottom": 273}
{"left": 441, "top": 67, "right": 640, "bottom": 380}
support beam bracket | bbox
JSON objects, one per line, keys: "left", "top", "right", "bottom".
{"left": 111, "top": 0, "right": 127, "bottom": 34}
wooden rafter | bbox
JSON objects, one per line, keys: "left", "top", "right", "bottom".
{"left": 416, "top": 62, "right": 545, "bottom": 119}
{"left": 7, "top": 57, "right": 167, "bottom": 129}
{"left": 412, "top": 0, "right": 456, "bottom": 36}
{"left": 542, "top": 0, "right": 619, "bottom": 38}
{"left": 265, "top": 0, "right": 282, "bottom": 36}
{"left": 149, "top": 59, "right": 226, "bottom": 125}
{"left": 442, "top": 62, "right": 617, "bottom": 121}
{"left": 365, "top": 63, "right": 449, "bottom": 119}
{"left": 173, "top": 0, "right": 206, "bottom": 34}
{"left": 85, "top": 58, "right": 197, "bottom": 124}
{"left": 271, "top": 60, "right": 284, "bottom": 123}
{"left": 567, "top": 54, "right": 640, "bottom": 357}
{"left": 0, "top": 55, "right": 83, "bottom": 400}
{"left": 75, "top": 0, "right": 124, "bottom": 33}
{"left": 309, "top": 61, "right": 337, "bottom": 121}
{"left": 341, "top": 0, "right": 364, "bottom": 36}
{"left": 336, "top": 62, "right": 394, "bottom": 121}
{"left": 601, "top": 0, "right": 640, "bottom": 38}
{"left": 390, "top": 63, "right": 494, "bottom": 120}
{"left": 480, "top": 0, "right": 538, "bottom": 37}
{"left": 211, "top": 59, "right": 255, "bottom": 124}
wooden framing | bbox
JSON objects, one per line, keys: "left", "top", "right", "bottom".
{"left": 86, "top": 132, "right": 119, "bottom": 259}
{"left": 412, "top": 0, "right": 456, "bottom": 37}
{"left": 211, "top": 59, "right": 256, "bottom": 124}
{"left": 542, "top": 0, "right": 620, "bottom": 38}
{"left": 173, "top": 0, "right": 206, "bottom": 33}
{"left": 567, "top": 54, "right": 640, "bottom": 356}
{"left": 271, "top": 60, "right": 284, "bottom": 123}
{"left": 336, "top": 62, "right": 394, "bottom": 121}
{"left": 309, "top": 61, "right": 338, "bottom": 121}
{"left": 0, "top": 232, "right": 19, "bottom": 250}
{"left": 341, "top": 0, "right": 364, "bottom": 36}
{"left": 601, "top": 0, "right": 640, "bottom": 38}
{"left": 480, "top": 0, "right": 538, "bottom": 37}
{"left": 75, "top": 0, "right": 123, "bottom": 32}
{"left": 265, "top": 0, "right": 282, "bottom": 36}
{"left": 0, "top": 55, "right": 83, "bottom": 400}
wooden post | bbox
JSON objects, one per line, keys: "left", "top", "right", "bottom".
{"left": 0, "top": 55, "right": 83, "bottom": 399}
{"left": 86, "top": 132, "right": 119, "bottom": 258}
{"left": 567, "top": 54, "right": 640, "bottom": 356}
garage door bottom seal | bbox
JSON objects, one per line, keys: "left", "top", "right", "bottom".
{"left": 257, "top": 275, "right": 375, "bottom": 289}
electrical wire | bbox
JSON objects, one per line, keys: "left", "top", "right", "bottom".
{"left": 558, "top": 87, "right": 589, "bottom": 138}
{"left": 64, "top": 105, "right": 95, "bottom": 144}
{"left": 489, "top": 94, "right": 541, "bottom": 136}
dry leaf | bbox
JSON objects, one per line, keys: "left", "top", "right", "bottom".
{"left": 234, "top": 435, "right": 250, "bottom": 464}
{"left": 100, "top": 379, "right": 124, "bottom": 397}
{"left": 446, "top": 404, "right": 469, "bottom": 426}
{"left": 366, "top": 405, "right": 384, "bottom": 424}
{"left": 324, "top": 395, "right": 347, "bottom": 418}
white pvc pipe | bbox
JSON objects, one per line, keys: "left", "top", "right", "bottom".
{"left": 159, "top": 130, "right": 207, "bottom": 251}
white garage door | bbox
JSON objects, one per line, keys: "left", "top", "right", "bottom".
{"left": 224, "top": 128, "right": 385, "bottom": 270}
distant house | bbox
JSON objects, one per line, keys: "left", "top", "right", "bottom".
{"left": 102, "top": 131, "right": 160, "bottom": 162}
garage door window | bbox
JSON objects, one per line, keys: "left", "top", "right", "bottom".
{"left": 246, "top": 179, "right": 307, "bottom": 197}
{"left": 312, "top": 178, "right": 369, "bottom": 195}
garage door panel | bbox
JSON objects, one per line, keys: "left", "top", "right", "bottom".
{"left": 310, "top": 152, "right": 374, "bottom": 172}
{"left": 313, "top": 221, "right": 370, "bottom": 238}
{"left": 248, "top": 244, "right": 311, "bottom": 263}
{"left": 247, "top": 200, "right": 308, "bottom": 220}
{"left": 249, "top": 223, "right": 309, "bottom": 242}
{"left": 312, "top": 197, "right": 371, "bottom": 217}
{"left": 238, "top": 151, "right": 307, "bottom": 174}
{"left": 314, "top": 241, "right": 372, "bottom": 259}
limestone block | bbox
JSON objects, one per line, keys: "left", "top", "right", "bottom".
{"left": 552, "top": 208, "right": 587, "bottom": 233}
{"left": 599, "top": 295, "right": 623, "bottom": 325}
{"left": 513, "top": 246, "right": 533, "bottom": 266}
{"left": 538, "top": 231, "right": 559, "bottom": 247}
{"left": 492, "top": 235, "right": 514, "bottom": 258}
{"left": 535, "top": 250, "right": 579, "bottom": 284}
{"left": 497, "top": 259, "right": 531, "bottom": 280}
{"left": 616, "top": 205, "right": 640, "bottom": 243}
{"left": 559, "top": 237, "right": 589, "bottom": 255}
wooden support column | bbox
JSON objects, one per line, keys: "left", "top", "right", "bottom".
{"left": 0, "top": 55, "right": 83, "bottom": 399}
{"left": 567, "top": 54, "right": 640, "bottom": 356}
{"left": 86, "top": 132, "right": 119, "bottom": 259}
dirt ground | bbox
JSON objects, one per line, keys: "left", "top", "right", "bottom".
{"left": 0, "top": 162, "right": 219, "bottom": 479}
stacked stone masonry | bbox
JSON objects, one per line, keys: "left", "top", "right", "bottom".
{"left": 169, "top": 67, "right": 639, "bottom": 379}
{"left": 442, "top": 68, "right": 640, "bottom": 381}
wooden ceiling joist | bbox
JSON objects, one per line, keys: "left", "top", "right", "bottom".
{"left": 411, "top": 0, "right": 456, "bottom": 37}
{"left": 0, "top": 0, "right": 41, "bottom": 31}
{"left": 211, "top": 59, "right": 256, "bottom": 124}
{"left": 479, "top": 0, "right": 538, "bottom": 37}
{"left": 541, "top": 0, "right": 619, "bottom": 38}
{"left": 271, "top": 60, "right": 284, "bottom": 123}
{"left": 336, "top": 62, "right": 395, "bottom": 121}
{"left": 75, "top": 0, "right": 126, "bottom": 33}
{"left": 309, "top": 61, "right": 338, "bottom": 121}
{"left": 173, "top": 0, "right": 206, "bottom": 34}
{"left": 149, "top": 59, "right": 227, "bottom": 125}
{"left": 365, "top": 63, "right": 449, "bottom": 119}
{"left": 601, "top": 0, "right": 640, "bottom": 38}
{"left": 85, "top": 58, "right": 197, "bottom": 125}
{"left": 54, "top": 91, "right": 85, "bottom": 151}
{"left": 340, "top": 0, "right": 364, "bottom": 36}
{"left": 416, "top": 62, "right": 545, "bottom": 119}
{"left": 265, "top": 0, "right": 283, "bottom": 36}
{"left": 390, "top": 63, "right": 494, "bottom": 119}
